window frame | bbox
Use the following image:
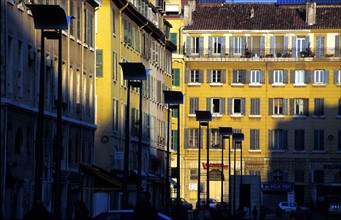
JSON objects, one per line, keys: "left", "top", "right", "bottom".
{"left": 233, "top": 36, "right": 243, "bottom": 55}
{"left": 211, "top": 70, "right": 221, "bottom": 83}
{"left": 295, "top": 70, "right": 305, "bottom": 84}
{"left": 273, "top": 70, "right": 284, "bottom": 84}
{"left": 314, "top": 70, "right": 325, "bottom": 84}
{"left": 190, "top": 70, "right": 200, "bottom": 83}
{"left": 191, "top": 37, "right": 200, "bottom": 54}
{"left": 250, "top": 70, "right": 261, "bottom": 84}
{"left": 314, "top": 130, "right": 324, "bottom": 151}
{"left": 212, "top": 36, "right": 222, "bottom": 54}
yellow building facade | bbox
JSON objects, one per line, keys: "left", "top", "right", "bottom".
{"left": 95, "top": 0, "right": 175, "bottom": 212}
{"left": 166, "top": 0, "right": 341, "bottom": 211}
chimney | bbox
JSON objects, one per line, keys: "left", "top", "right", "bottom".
{"left": 306, "top": 0, "right": 316, "bottom": 25}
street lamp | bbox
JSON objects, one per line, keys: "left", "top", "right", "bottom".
{"left": 195, "top": 111, "right": 212, "bottom": 209}
{"left": 27, "top": 4, "right": 69, "bottom": 218}
{"left": 163, "top": 90, "right": 183, "bottom": 216}
{"left": 232, "top": 132, "right": 244, "bottom": 217}
{"left": 119, "top": 62, "right": 147, "bottom": 208}
{"left": 219, "top": 127, "right": 233, "bottom": 205}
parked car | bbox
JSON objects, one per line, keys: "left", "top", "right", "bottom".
{"left": 328, "top": 202, "right": 341, "bottom": 215}
{"left": 92, "top": 209, "right": 173, "bottom": 220}
{"left": 171, "top": 198, "right": 193, "bottom": 210}
{"left": 196, "top": 198, "right": 218, "bottom": 209}
{"left": 278, "top": 202, "right": 298, "bottom": 213}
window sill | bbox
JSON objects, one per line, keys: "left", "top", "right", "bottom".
{"left": 188, "top": 83, "right": 201, "bottom": 86}
{"left": 209, "top": 83, "right": 223, "bottom": 86}
{"left": 249, "top": 115, "right": 261, "bottom": 118}
{"left": 270, "top": 150, "right": 286, "bottom": 153}
{"left": 249, "top": 83, "right": 262, "bottom": 87}
{"left": 293, "top": 83, "right": 307, "bottom": 87}
{"left": 312, "top": 150, "right": 326, "bottom": 153}
{"left": 311, "top": 115, "right": 326, "bottom": 119}
{"left": 188, "top": 114, "right": 196, "bottom": 117}
{"left": 292, "top": 115, "right": 307, "bottom": 119}
{"left": 272, "top": 83, "right": 285, "bottom": 87}
{"left": 313, "top": 83, "right": 326, "bottom": 87}
{"left": 337, "top": 83, "right": 341, "bottom": 86}
{"left": 231, "top": 83, "right": 244, "bottom": 87}
{"left": 70, "top": 35, "right": 75, "bottom": 41}
{"left": 271, "top": 115, "right": 286, "bottom": 118}
{"left": 293, "top": 150, "right": 306, "bottom": 153}
{"left": 212, "top": 114, "right": 222, "bottom": 117}
{"left": 77, "top": 39, "right": 82, "bottom": 45}
{"left": 231, "top": 114, "right": 243, "bottom": 118}
{"left": 249, "top": 149, "right": 261, "bottom": 153}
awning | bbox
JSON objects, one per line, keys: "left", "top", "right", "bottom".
{"left": 81, "top": 165, "right": 122, "bottom": 189}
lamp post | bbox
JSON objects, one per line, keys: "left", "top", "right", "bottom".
{"left": 119, "top": 63, "right": 147, "bottom": 208}
{"left": 195, "top": 111, "right": 212, "bottom": 209}
{"left": 232, "top": 132, "right": 244, "bottom": 217}
{"left": 219, "top": 127, "right": 233, "bottom": 204}
{"left": 27, "top": 5, "right": 69, "bottom": 218}
{"left": 163, "top": 91, "right": 183, "bottom": 216}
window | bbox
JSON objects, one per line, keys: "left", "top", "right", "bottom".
{"left": 250, "top": 129, "right": 260, "bottom": 150}
{"left": 170, "top": 33, "right": 177, "bottom": 53}
{"left": 294, "top": 130, "right": 305, "bottom": 151}
{"left": 190, "top": 70, "right": 199, "bottom": 83}
{"left": 208, "top": 98, "right": 225, "bottom": 115}
{"left": 249, "top": 170, "right": 261, "bottom": 176}
{"left": 250, "top": 70, "right": 260, "bottom": 84}
{"left": 270, "top": 36, "right": 287, "bottom": 57}
{"left": 337, "top": 130, "right": 341, "bottom": 151}
{"left": 335, "top": 70, "right": 341, "bottom": 84}
{"left": 112, "top": 99, "right": 118, "bottom": 131}
{"left": 172, "top": 130, "right": 178, "bottom": 151}
{"left": 191, "top": 37, "right": 200, "bottom": 54}
{"left": 316, "top": 36, "right": 325, "bottom": 57}
{"left": 232, "top": 70, "right": 245, "bottom": 84}
{"left": 314, "top": 98, "right": 324, "bottom": 116}
{"left": 268, "top": 129, "right": 288, "bottom": 150}
{"left": 294, "top": 170, "right": 305, "bottom": 183}
{"left": 172, "top": 68, "right": 180, "bottom": 86}
{"left": 172, "top": 108, "right": 178, "bottom": 118}
{"left": 232, "top": 36, "right": 244, "bottom": 55}
{"left": 113, "top": 51, "right": 118, "bottom": 81}
{"left": 273, "top": 70, "right": 283, "bottom": 84}
{"left": 212, "top": 37, "right": 222, "bottom": 54}
{"left": 184, "top": 128, "right": 199, "bottom": 149}
{"left": 211, "top": 70, "right": 221, "bottom": 83}
{"left": 189, "top": 97, "right": 199, "bottom": 114}
{"left": 270, "top": 170, "right": 287, "bottom": 181}
{"left": 314, "top": 70, "right": 324, "bottom": 84}
{"left": 314, "top": 130, "right": 324, "bottom": 151}
{"left": 70, "top": 1, "right": 74, "bottom": 36}
{"left": 84, "top": 10, "right": 93, "bottom": 47}
{"left": 112, "top": 9, "right": 116, "bottom": 35}
{"left": 294, "top": 37, "right": 308, "bottom": 57}
{"left": 295, "top": 70, "right": 305, "bottom": 84}
{"left": 290, "top": 98, "right": 308, "bottom": 116}
{"left": 229, "top": 98, "right": 245, "bottom": 115}
{"left": 269, "top": 98, "right": 288, "bottom": 115}
{"left": 190, "top": 169, "right": 198, "bottom": 180}
{"left": 77, "top": 5, "right": 81, "bottom": 39}
{"left": 250, "top": 98, "right": 260, "bottom": 115}
{"left": 313, "top": 170, "right": 324, "bottom": 183}
{"left": 232, "top": 129, "right": 242, "bottom": 150}
{"left": 210, "top": 129, "right": 220, "bottom": 149}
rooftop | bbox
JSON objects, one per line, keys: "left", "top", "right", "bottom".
{"left": 183, "top": 3, "right": 341, "bottom": 30}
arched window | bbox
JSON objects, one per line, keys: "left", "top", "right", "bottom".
{"left": 15, "top": 128, "right": 23, "bottom": 154}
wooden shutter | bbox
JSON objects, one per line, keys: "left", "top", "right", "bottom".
{"left": 283, "top": 36, "right": 289, "bottom": 54}
{"left": 290, "top": 70, "right": 295, "bottom": 84}
{"left": 199, "top": 36, "right": 204, "bottom": 58}
{"left": 206, "top": 98, "right": 211, "bottom": 112}
{"left": 269, "top": 70, "right": 274, "bottom": 84}
{"left": 335, "top": 35, "right": 340, "bottom": 57}
{"left": 221, "top": 36, "right": 226, "bottom": 58}
{"left": 270, "top": 36, "right": 275, "bottom": 56}
{"left": 304, "top": 98, "right": 309, "bottom": 116}
{"left": 241, "top": 98, "right": 246, "bottom": 115}
{"left": 220, "top": 98, "right": 226, "bottom": 114}
{"left": 186, "top": 36, "right": 191, "bottom": 56}
{"left": 229, "top": 36, "right": 233, "bottom": 56}
{"left": 260, "top": 70, "right": 265, "bottom": 83}
{"left": 221, "top": 70, "right": 226, "bottom": 83}
{"left": 207, "top": 70, "right": 212, "bottom": 83}
{"left": 305, "top": 70, "right": 312, "bottom": 84}
{"left": 199, "top": 70, "right": 204, "bottom": 83}
{"left": 283, "top": 70, "right": 288, "bottom": 84}
{"left": 292, "top": 36, "right": 297, "bottom": 57}
{"left": 228, "top": 98, "right": 232, "bottom": 115}
{"left": 260, "top": 36, "right": 265, "bottom": 56}
{"left": 289, "top": 99, "right": 294, "bottom": 115}
{"left": 185, "top": 70, "right": 190, "bottom": 84}
{"left": 283, "top": 98, "right": 288, "bottom": 115}
{"left": 324, "top": 70, "right": 329, "bottom": 83}
{"left": 208, "top": 36, "right": 212, "bottom": 57}
{"left": 268, "top": 98, "right": 273, "bottom": 115}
